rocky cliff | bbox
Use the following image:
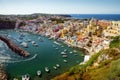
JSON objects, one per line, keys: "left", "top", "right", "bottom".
{"left": 0, "top": 19, "right": 16, "bottom": 29}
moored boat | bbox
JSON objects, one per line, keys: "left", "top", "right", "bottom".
{"left": 22, "top": 74, "right": 30, "bottom": 80}
{"left": 45, "top": 67, "right": 50, "bottom": 73}
{"left": 62, "top": 54, "right": 67, "bottom": 58}
{"left": 21, "top": 42, "right": 28, "bottom": 48}
{"left": 61, "top": 52, "right": 66, "bottom": 55}
{"left": 37, "top": 70, "right": 42, "bottom": 77}
{"left": 70, "top": 51, "right": 73, "bottom": 54}
{"left": 53, "top": 66, "right": 57, "bottom": 70}
{"left": 56, "top": 64, "right": 60, "bottom": 68}
{"left": 63, "top": 59, "right": 67, "bottom": 63}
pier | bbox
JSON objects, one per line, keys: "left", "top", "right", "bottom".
{"left": 0, "top": 35, "right": 29, "bottom": 57}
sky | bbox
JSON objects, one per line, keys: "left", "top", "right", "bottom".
{"left": 0, "top": 0, "right": 120, "bottom": 14}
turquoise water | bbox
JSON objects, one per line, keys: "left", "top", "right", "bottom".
{"left": 0, "top": 30, "right": 84, "bottom": 80}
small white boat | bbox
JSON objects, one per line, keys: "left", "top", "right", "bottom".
{"left": 70, "top": 51, "right": 73, "bottom": 54}
{"left": 61, "top": 52, "right": 66, "bottom": 55}
{"left": 56, "top": 64, "right": 60, "bottom": 68}
{"left": 37, "top": 70, "right": 42, "bottom": 77}
{"left": 63, "top": 59, "right": 67, "bottom": 63}
{"left": 31, "top": 41, "right": 35, "bottom": 44}
{"left": 64, "top": 49, "right": 67, "bottom": 52}
{"left": 45, "top": 67, "right": 50, "bottom": 72}
{"left": 34, "top": 43, "right": 38, "bottom": 47}
{"left": 21, "top": 42, "right": 28, "bottom": 48}
{"left": 53, "top": 41, "right": 61, "bottom": 45}
{"left": 53, "top": 66, "right": 57, "bottom": 70}
{"left": 13, "top": 78, "right": 18, "bottom": 80}
{"left": 22, "top": 74, "right": 30, "bottom": 80}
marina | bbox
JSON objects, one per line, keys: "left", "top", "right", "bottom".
{"left": 0, "top": 30, "right": 84, "bottom": 80}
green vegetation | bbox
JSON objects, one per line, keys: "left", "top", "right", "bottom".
{"left": 53, "top": 35, "right": 120, "bottom": 80}
{"left": 110, "top": 36, "right": 120, "bottom": 48}
{"left": 50, "top": 18, "right": 65, "bottom": 23}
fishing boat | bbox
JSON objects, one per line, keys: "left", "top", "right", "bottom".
{"left": 45, "top": 67, "right": 50, "bottom": 73}
{"left": 37, "top": 70, "right": 42, "bottom": 77}
{"left": 22, "top": 74, "right": 30, "bottom": 80}
{"left": 62, "top": 54, "right": 67, "bottom": 58}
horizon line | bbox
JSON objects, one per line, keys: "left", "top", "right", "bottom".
{"left": 0, "top": 13, "right": 120, "bottom": 15}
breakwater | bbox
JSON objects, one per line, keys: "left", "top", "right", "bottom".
{"left": 0, "top": 35, "right": 29, "bottom": 57}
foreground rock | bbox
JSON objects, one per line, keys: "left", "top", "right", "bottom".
{"left": 0, "top": 35, "right": 29, "bottom": 57}
{"left": 0, "top": 67, "right": 7, "bottom": 80}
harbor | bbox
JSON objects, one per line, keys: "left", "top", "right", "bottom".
{"left": 0, "top": 30, "right": 84, "bottom": 80}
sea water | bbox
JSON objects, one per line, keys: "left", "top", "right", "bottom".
{"left": 0, "top": 30, "right": 84, "bottom": 80}
{"left": 71, "top": 14, "right": 120, "bottom": 20}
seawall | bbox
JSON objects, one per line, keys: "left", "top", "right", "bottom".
{"left": 0, "top": 35, "right": 29, "bottom": 57}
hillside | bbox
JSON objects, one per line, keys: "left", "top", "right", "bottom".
{"left": 52, "top": 36, "right": 120, "bottom": 80}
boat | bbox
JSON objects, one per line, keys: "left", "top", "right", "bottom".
{"left": 37, "top": 70, "right": 42, "bottom": 77}
{"left": 45, "top": 67, "right": 50, "bottom": 73}
{"left": 53, "top": 66, "right": 57, "bottom": 70}
{"left": 63, "top": 59, "right": 67, "bottom": 63}
{"left": 53, "top": 41, "right": 61, "bottom": 45}
{"left": 33, "top": 43, "right": 38, "bottom": 47}
{"left": 61, "top": 52, "right": 66, "bottom": 55}
{"left": 31, "top": 41, "right": 35, "bottom": 44}
{"left": 13, "top": 78, "right": 18, "bottom": 80}
{"left": 38, "top": 37, "right": 43, "bottom": 42}
{"left": 64, "top": 49, "right": 67, "bottom": 52}
{"left": 21, "top": 42, "right": 28, "bottom": 48}
{"left": 70, "top": 51, "right": 73, "bottom": 54}
{"left": 22, "top": 74, "right": 30, "bottom": 80}
{"left": 62, "top": 55, "right": 67, "bottom": 58}
{"left": 74, "top": 54, "right": 78, "bottom": 56}
{"left": 27, "top": 39, "right": 31, "bottom": 42}
{"left": 73, "top": 50, "right": 77, "bottom": 53}
{"left": 55, "top": 48, "right": 58, "bottom": 50}
{"left": 56, "top": 64, "right": 60, "bottom": 68}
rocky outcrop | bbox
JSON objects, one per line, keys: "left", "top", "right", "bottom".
{"left": 0, "top": 67, "right": 7, "bottom": 80}
{"left": 0, "top": 19, "right": 16, "bottom": 29}
{"left": 0, "top": 35, "right": 29, "bottom": 57}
